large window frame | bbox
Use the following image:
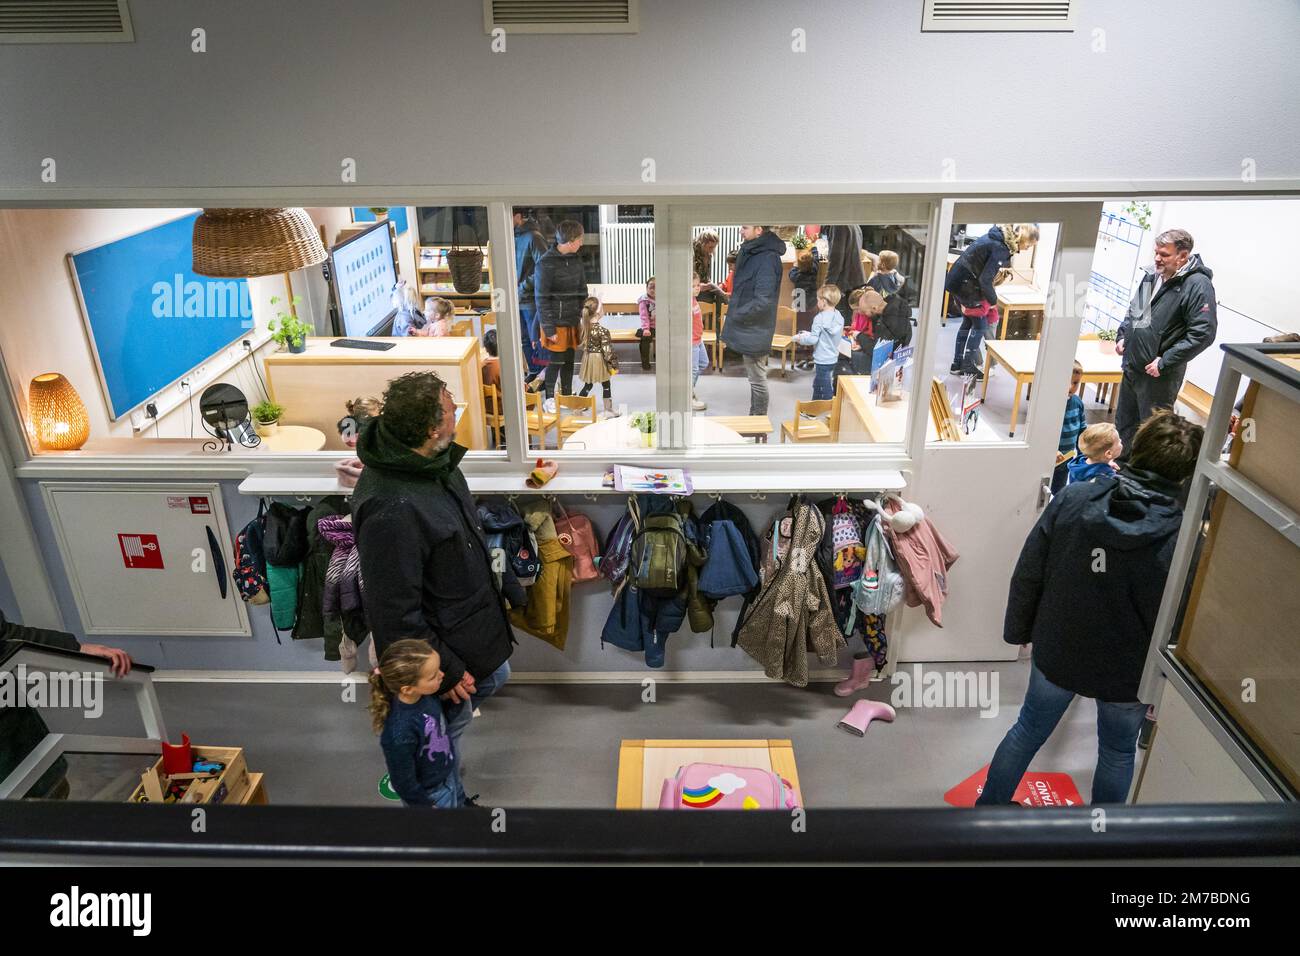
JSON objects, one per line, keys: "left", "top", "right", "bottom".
{"left": 5, "top": 188, "right": 1298, "bottom": 496}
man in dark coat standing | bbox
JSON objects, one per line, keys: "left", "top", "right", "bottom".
{"left": 976, "top": 410, "right": 1203, "bottom": 806}
{"left": 1115, "top": 228, "right": 1217, "bottom": 452}
{"left": 351, "top": 371, "right": 522, "bottom": 797}
{"left": 823, "top": 224, "right": 866, "bottom": 322}
{"left": 719, "top": 225, "right": 785, "bottom": 416}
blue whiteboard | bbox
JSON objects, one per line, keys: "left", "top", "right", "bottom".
{"left": 69, "top": 213, "right": 253, "bottom": 420}
{"left": 352, "top": 206, "right": 409, "bottom": 236}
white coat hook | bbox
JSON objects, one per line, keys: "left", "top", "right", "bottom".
{"left": 707, "top": 492, "right": 723, "bottom": 501}
{"left": 582, "top": 493, "right": 599, "bottom": 502}
{"left": 749, "top": 492, "right": 767, "bottom": 501}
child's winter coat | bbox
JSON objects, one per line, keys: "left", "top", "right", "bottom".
{"left": 879, "top": 498, "right": 959, "bottom": 627}
{"left": 735, "top": 500, "right": 844, "bottom": 686}
{"left": 509, "top": 501, "right": 573, "bottom": 649}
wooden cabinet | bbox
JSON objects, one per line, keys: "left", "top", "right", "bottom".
{"left": 263, "top": 337, "right": 486, "bottom": 451}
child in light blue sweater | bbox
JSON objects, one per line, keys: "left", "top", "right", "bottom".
{"left": 794, "top": 285, "right": 846, "bottom": 402}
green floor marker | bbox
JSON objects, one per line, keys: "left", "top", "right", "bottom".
{"left": 378, "top": 774, "right": 400, "bottom": 801}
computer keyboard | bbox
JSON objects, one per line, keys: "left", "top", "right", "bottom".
{"left": 330, "top": 338, "right": 396, "bottom": 351}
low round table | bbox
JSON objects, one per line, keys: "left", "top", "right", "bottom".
{"left": 562, "top": 417, "right": 744, "bottom": 450}
{"left": 257, "top": 425, "right": 327, "bottom": 452}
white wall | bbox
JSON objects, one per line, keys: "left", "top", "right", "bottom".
{"left": 1147, "top": 199, "right": 1299, "bottom": 335}
{"left": 0, "top": 0, "right": 1297, "bottom": 190}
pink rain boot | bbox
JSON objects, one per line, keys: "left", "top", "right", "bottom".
{"left": 834, "top": 656, "right": 875, "bottom": 697}
{"left": 838, "top": 699, "right": 897, "bottom": 736}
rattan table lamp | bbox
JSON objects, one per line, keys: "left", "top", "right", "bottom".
{"left": 28, "top": 373, "right": 90, "bottom": 451}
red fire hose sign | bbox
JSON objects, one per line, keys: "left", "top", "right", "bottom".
{"left": 118, "top": 533, "right": 164, "bottom": 569}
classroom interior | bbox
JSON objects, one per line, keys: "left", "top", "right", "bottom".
{"left": 2, "top": 200, "right": 1295, "bottom": 475}
{"left": 1, "top": 0, "right": 1299, "bottom": 871}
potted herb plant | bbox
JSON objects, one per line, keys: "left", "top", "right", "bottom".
{"left": 252, "top": 400, "right": 283, "bottom": 437}
{"left": 268, "top": 296, "right": 311, "bottom": 353}
{"left": 630, "top": 412, "right": 657, "bottom": 448}
{"left": 1097, "top": 328, "right": 1118, "bottom": 355}
{"left": 368, "top": 206, "right": 389, "bottom": 220}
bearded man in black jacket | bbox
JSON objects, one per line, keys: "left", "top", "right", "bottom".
{"left": 351, "top": 372, "right": 522, "bottom": 796}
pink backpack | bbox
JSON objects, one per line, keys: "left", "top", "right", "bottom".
{"left": 658, "top": 762, "right": 800, "bottom": 810}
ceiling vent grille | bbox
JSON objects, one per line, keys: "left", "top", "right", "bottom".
{"left": 484, "top": 0, "right": 638, "bottom": 34}
{"left": 922, "top": 0, "right": 1076, "bottom": 32}
{"left": 0, "top": 0, "right": 133, "bottom": 43}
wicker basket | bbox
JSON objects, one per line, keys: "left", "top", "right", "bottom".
{"left": 446, "top": 246, "right": 484, "bottom": 294}
{"left": 192, "top": 208, "right": 327, "bottom": 278}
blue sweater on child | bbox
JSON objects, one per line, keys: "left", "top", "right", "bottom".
{"left": 380, "top": 695, "right": 457, "bottom": 806}
{"left": 794, "top": 308, "right": 846, "bottom": 365}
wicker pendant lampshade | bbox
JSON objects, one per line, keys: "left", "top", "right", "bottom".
{"left": 192, "top": 208, "right": 327, "bottom": 277}
{"left": 28, "top": 373, "right": 90, "bottom": 451}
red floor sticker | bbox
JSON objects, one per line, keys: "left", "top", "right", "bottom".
{"left": 944, "top": 764, "right": 1083, "bottom": 807}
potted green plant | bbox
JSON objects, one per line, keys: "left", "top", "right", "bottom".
{"left": 1097, "top": 327, "right": 1118, "bottom": 355}
{"left": 252, "top": 400, "right": 283, "bottom": 437}
{"left": 790, "top": 230, "right": 810, "bottom": 251}
{"left": 630, "top": 412, "right": 657, "bottom": 448}
{"left": 367, "top": 206, "right": 389, "bottom": 220}
{"left": 268, "top": 296, "right": 311, "bottom": 353}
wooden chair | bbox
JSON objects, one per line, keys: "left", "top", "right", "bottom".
{"left": 556, "top": 394, "right": 597, "bottom": 442}
{"left": 450, "top": 318, "right": 475, "bottom": 337}
{"left": 481, "top": 383, "right": 504, "bottom": 449}
{"left": 781, "top": 398, "right": 837, "bottom": 443}
{"left": 770, "top": 306, "right": 798, "bottom": 377}
{"left": 700, "top": 301, "right": 723, "bottom": 371}
{"left": 524, "top": 391, "right": 557, "bottom": 450}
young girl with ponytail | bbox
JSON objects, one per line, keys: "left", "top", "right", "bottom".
{"left": 369, "top": 639, "right": 462, "bottom": 807}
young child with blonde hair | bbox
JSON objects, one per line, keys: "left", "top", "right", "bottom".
{"left": 369, "top": 639, "right": 462, "bottom": 808}
{"left": 1068, "top": 422, "right": 1123, "bottom": 484}
{"left": 794, "top": 284, "right": 847, "bottom": 402}
{"left": 420, "top": 297, "right": 455, "bottom": 337}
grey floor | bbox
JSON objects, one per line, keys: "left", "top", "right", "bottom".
{"left": 526, "top": 311, "right": 1115, "bottom": 451}
{"left": 148, "top": 660, "right": 1105, "bottom": 808}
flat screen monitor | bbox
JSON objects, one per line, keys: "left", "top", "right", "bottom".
{"left": 331, "top": 221, "right": 398, "bottom": 336}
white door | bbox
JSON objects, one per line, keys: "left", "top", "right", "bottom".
{"left": 40, "top": 482, "right": 251, "bottom": 636}
{"left": 896, "top": 200, "right": 1103, "bottom": 662}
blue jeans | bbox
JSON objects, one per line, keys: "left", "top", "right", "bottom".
{"left": 812, "top": 363, "right": 836, "bottom": 401}
{"left": 952, "top": 313, "right": 985, "bottom": 372}
{"left": 416, "top": 770, "right": 465, "bottom": 809}
{"left": 441, "top": 660, "right": 511, "bottom": 803}
{"left": 976, "top": 662, "right": 1147, "bottom": 806}
{"left": 520, "top": 303, "right": 542, "bottom": 375}
{"left": 692, "top": 343, "right": 708, "bottom": 387}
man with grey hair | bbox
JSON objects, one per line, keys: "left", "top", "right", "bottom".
{"left": 1114, "top": 228, "right": 1217, "bottom": 452}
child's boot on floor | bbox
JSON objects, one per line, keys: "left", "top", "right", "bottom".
{"left": 833, "top": 655, "right": 875, "bottom": 697}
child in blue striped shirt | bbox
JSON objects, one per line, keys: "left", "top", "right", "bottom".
{"left": 1052, "top": 361, "right": 1086, "bottom": 494}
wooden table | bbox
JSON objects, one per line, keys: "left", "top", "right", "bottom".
{"left": 981, "top": 338, "right": 1123, "bottom": 438}
{"left": 835, "top": 377, "right": 1002, "bottom": 443}
{"left": 256, "top": 425, "right": 326, "bottom": 452}
{"left": 995, "top": 285, "right": 1048, "bottom": 340}
{"left": 701, "top": 415, "right": 774, "bottom": 443}
{"left": 589, "top": 283, "right": 645, "bottom": 315}
{"left": 616, "top": 739, "right": 801, "bottom": 809}
{"left": 265, "top": 336, "right": 486, "bottom": 450}
{"left": 561, "top": 416, "right": 744, "bottom": 450}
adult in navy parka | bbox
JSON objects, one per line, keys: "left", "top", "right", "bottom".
{"left": 946, "top": 223, "right": 1039, "bottom": 376}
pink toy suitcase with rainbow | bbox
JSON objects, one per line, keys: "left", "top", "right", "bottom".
{"left": 658, "top": 762, "right": 800, "bottom": 810}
